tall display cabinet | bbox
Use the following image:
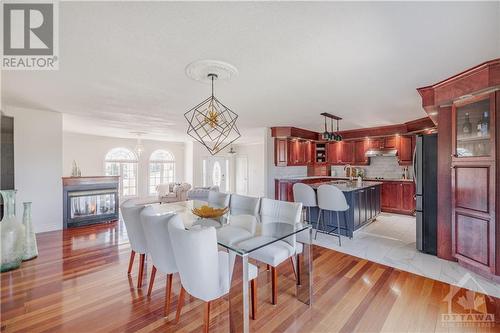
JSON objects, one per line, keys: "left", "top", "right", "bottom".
{"left": 418, "top": 59, "right": 500, "bottom": 280}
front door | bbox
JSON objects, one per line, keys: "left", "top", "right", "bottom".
{"left": 205, "top": 157, "right": 229, "bottom": 192}
{"left": 235, "top": 156, "right": 248, "bottom": 195}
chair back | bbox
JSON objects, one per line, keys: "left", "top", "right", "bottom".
{"left": 120, "top": 199, "right": 148, "bottom": 254}
{"left": 260, "top": 198, "right": 302, "bottom": 225}
{"left": 293, "top": 183, "right": 317, "bottom": 208}
{"left": 208, "top": 191, "right": 230, "bottom": 207}
{"left": 140, "top": 207, "right": 178, "bottom": 274}
{"left": 260, "top": 198, "right": 302, "bottom": 248}
{"left": 317, "top": 185, "right": 349, "bottom": 211}
{"left": 229, "top": 194, "right": 260, "bottom": 217}
{"left": 168, "top": 220, "right": 224, "bottom": 302}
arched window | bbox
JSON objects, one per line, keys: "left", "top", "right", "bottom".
{"left": 149, "top": 149, "right": 175, "bottom": 194}
{"left": 105, "top": 148, "right": 138, "bottom": 197}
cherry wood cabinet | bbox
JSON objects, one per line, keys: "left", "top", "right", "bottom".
{"left": 340, "top": 141, "right": 355, "bottom": 164}
{"left": 451, "top": 93, "right": 496, "bottom": 275}
{"left": 398, "top": 135, "right": 415, "bottom": 166}
{"left": 417, "top": 59, "right": 500, "bottom": 279}
{"left": 384, "top": 136, "right": 398, "bottom": 149}
{"left": 275, "top": 138, "right": 288, "bottom": 166}
{"left": 369, "top": 138, "right": 384, "bottom": 149}
{"left": 381, "top": 181, "right": 415, "bottom": 215}
{"left": 327, "top": 142, "right": 342, "bottom": 164}
{"left": 354, "top": 140, "right": 369, "bottom": 165}
{"left": 274, "top": 138, "right": 315, "bottom": 166}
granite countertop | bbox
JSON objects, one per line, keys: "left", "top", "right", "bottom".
{"left": 309, "top": 180, "right": 383, "bottom": 192}
{"left": 275, "top": 176, "right": 413, "bottom": 182}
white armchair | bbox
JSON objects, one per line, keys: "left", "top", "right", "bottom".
{"left": 157, "top": 183, "right": 192, "bottom": 203}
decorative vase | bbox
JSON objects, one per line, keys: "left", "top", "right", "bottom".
{"left": 0, "top": 190, "right": 25, "bottom": 272}
{"left": 22, "top": 202, "right": 38, "bottom": 261}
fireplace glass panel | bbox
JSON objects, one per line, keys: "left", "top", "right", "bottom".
{"left": 69, "top": 190, "right": 117, "bottom": 219}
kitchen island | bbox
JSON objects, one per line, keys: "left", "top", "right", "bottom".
{"left": 275, "top": 178, "right": 382, "bottom": 237}
{"left": 308, "top": 180, "right": 382, "bottom": 237}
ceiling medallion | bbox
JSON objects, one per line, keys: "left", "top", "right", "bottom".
{"left": 184, "top": 70, "right": 241, "bottom": 155}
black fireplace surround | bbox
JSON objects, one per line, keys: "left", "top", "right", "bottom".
{"left": 62, "top": 177, "right": 119, "bottom": 228}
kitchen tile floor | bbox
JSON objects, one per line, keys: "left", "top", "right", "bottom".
{"left": 313, "top": 213, "right": 500, "bottom": 298}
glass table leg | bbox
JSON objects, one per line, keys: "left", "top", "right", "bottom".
{"left": 297, "top": 228, "right": 313, "bottom": 305}
{"left": 228, "top": 252, "right": 249, "bottom": 333}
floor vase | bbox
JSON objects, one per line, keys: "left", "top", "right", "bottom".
{"left": 1, "top": 190, "right": 25, "bottom": 272}
{"left": 22, "top": 202, "right": 38, "bottom": 261}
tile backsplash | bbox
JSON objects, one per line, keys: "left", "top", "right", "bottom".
{"left": 273, "top": 166, "right": 307, "bottom": 179}
{"left": 331, "top": 156, "right": 413, "bottom": 179}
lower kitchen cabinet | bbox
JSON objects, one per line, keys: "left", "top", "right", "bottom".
{"left": 381, "top": 181, "right": 415, "bottom": 215}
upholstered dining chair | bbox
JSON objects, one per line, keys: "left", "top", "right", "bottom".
{"left": 120, "top": 199, "right": 148, "bottom": 289}
{"left": 216, "top": 194, "right": 260, "bottom": 246}
{"left": 140, "top": 207, "right": 179, "bottom": 317}
{"left": 237, "top": 198, "right": 302, "bottom": 305}
{"left": 168, "top": 219, "right": 259, "bottom": 332}
{"left": 207, "top": 191, "right": 230, "bottom": 207}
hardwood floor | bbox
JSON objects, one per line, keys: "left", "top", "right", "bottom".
{"left": 1, "top": 221, "right": 499, "bottom": 332}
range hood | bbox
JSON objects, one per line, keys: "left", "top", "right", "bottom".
{"left": 365, "top": 148, "right": 398, "bottom": 157}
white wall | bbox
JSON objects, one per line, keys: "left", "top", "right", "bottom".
{"left": 3, "top": 106, "right": 63, "bottom": 233}
{"left": 62, "top": 132, "right": 187, "bottom": 198}
{"left": 233, "top": 143, "right": 266, "bottom": 197}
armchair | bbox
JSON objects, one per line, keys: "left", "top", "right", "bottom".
{"left": 157, "top": 183, "right": 192, "bottom": 203}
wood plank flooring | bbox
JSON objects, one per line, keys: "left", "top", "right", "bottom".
{"left": 1, "top": 221, "right": 499, "bottom": 332}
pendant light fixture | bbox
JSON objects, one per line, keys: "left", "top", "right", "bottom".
{"left": 184, "top": 73, "right": 241, "bottom": 155}
{"left": 319, "top": 113, "right": 343, "bottom": 142}
{"left": 131, "top": 132, "right": 146, "bottom": 157}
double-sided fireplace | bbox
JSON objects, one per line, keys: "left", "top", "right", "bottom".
{"left": 63, "top": 176, "right": 119, "bottom": 228}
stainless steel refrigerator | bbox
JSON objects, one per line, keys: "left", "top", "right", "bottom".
{"left": 414, "top": 134, "right": 437, "bottom": 255}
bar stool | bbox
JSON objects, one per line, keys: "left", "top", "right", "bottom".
{"left": 293, "top": 183, "right": 317, "bottom": 224}
{"left": 316, "top": 184, "right": 349, "bottom": 245}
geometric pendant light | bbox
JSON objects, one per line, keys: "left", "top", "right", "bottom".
{"left": 184, "top": 73, "right": 241, "bottom": 155}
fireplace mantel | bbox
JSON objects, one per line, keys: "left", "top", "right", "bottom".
{"left": 62, "top": 176, "right": 119, "bottom": 186}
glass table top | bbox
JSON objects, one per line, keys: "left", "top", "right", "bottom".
{"left": 144, "top": 200, "right": 312, "bottom": 255}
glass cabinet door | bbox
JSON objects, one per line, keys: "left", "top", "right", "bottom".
{"left": 454, "top": 96, "right": 492, "bottom": 158}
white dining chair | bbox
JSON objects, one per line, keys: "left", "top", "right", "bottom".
{"left": 168, "top": 219, "right": 259, "bottom": 332}
{"left": 293, "top": 183, "right": 317, "bottom": 224}
{"left": 237, "top": 198, "right": 302, "bottom": 305}
{"left": 316, "top": 184, "right": 349, "bottom": 245}
{"left": 140, "top": 207, "right": 179, "bottom": 317}
{"left": 216, "top": 194, "right": 260, "bottom": 246}
{"left": 207, "top": 191, "right": 230, "bottom": 207}
{"left": 229, "top": 194, "right": 260, "bottom": 217}
{"left": 121, "top": 199, "right": 148, "bottom": 289}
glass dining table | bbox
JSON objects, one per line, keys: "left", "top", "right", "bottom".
{"left": 145, "top": 200, "right": 313, "bottom": 333}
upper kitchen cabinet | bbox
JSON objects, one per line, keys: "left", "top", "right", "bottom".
{"left": 398, "top": 135, "right": 415, "bottom": 165}
{"left": 274, "top": 138, "right": 312, "bottom": 166}
{"left": 275, "top": 138, "right": 288, "bottom": 166}
{"left": 384, "top": 136, "right": 398, "bottom": 149}
{"left": 340, "top": 141, "right": 355, "bottom": 164}
{"left": 327, "top": 141, "right": 342, "bottom": 164}
{"left": 353, "top": 140, "right": 369, "bottom": 165}
{"left": 452, "top": 94, "right": 494, "bottom": 160}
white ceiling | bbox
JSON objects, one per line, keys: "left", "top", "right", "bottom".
{"left": 2, "top": 1, "right": 499, "bottom": 143}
